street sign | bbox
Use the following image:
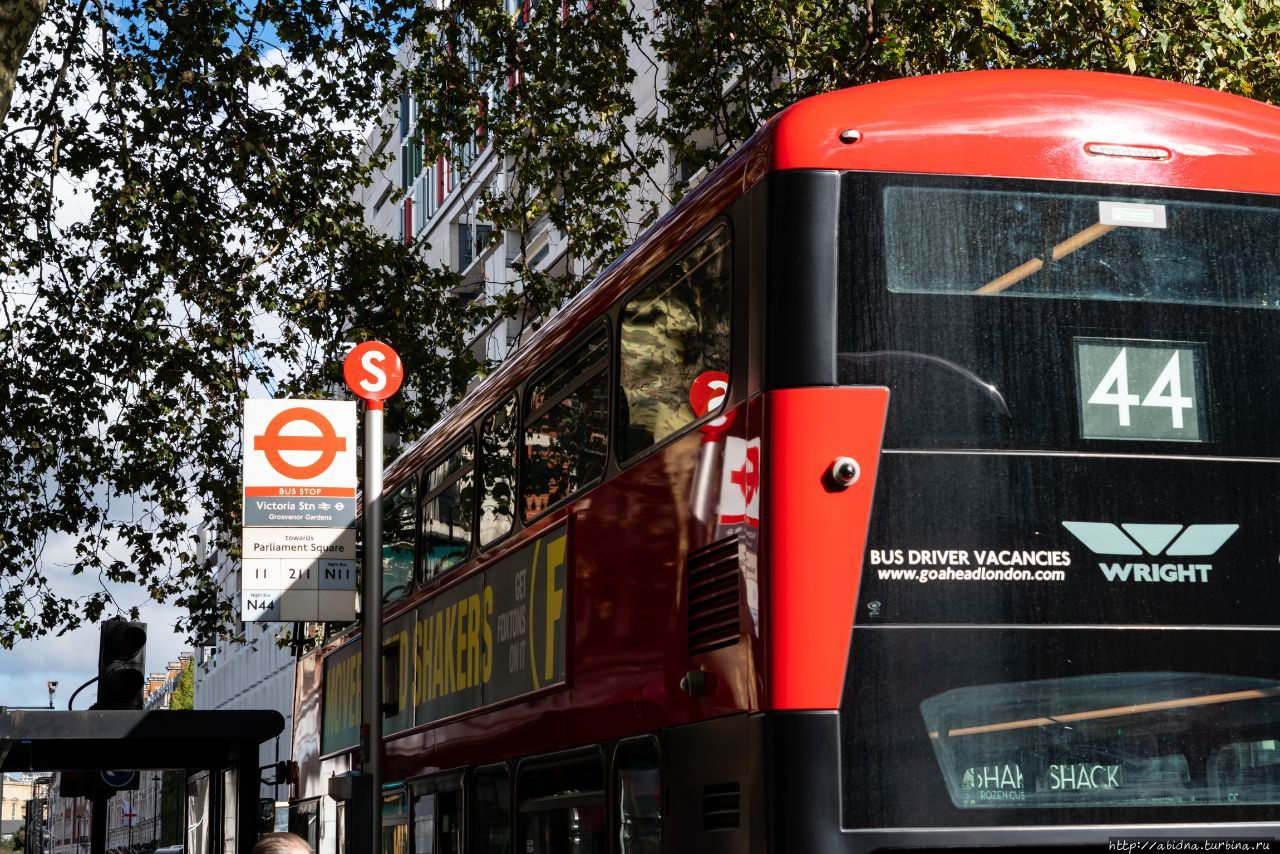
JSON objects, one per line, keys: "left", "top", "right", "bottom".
{"left": 241, "top": 526, "right": 356, "bottom": 560}
{"left": 242, "top": 399, "right": 358, "bottom": 623}
{"left": 241, "top": 402, "right": 355, "bottom": 501}
{"left": 344, "top": 341, "right": 403, "bottom": 402}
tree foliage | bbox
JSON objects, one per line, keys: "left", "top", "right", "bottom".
{"left": 0, "top": 0, "right": 480, "bottom": 645}
{"left": 1, "top": 0, "right": 1277, "bottom": 646}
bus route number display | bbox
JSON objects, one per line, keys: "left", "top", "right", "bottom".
{"left": 1074, "top": 338, "right": 1208, "bottom": 443}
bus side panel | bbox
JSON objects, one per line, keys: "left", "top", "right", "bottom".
{"left": 385, "top": 401, "right": 766, "bottom": 782}
{"left": 763, "top": 387, "right": 888, "bottom": 710}
{"left": 664, "top": 714, "right": 767, "bottom": 854}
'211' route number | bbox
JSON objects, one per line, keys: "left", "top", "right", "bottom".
{"left": 1087, "top": 348, "right": 1192, "bottom": 428}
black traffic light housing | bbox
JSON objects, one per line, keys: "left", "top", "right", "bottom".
{"left": 93, "top": 618, "right": 147, "bottom": 710}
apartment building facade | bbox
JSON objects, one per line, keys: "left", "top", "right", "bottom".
{"left": 354, "top": 0, "right": 673, "bottom": 377}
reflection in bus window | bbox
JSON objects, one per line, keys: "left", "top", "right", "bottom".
{"left": 518, "top": 755, "right": 606, "bottom": 854}
{"left": 615, "top": 738, "right": 662, "bottom": 854}
{"left": 523, "top": 331, "right": 609, "bottom": 520}
{"left": 619, "top": 225, "right": 731, "bottom": 461}
{"left": 287, "top": 798, "right": 319, "bottom": 852}
{"left": 411, "top": 775, "right": 463, "bottom": 854}
{"left": 412, "top": 792, "right": 435, "bottom": 854}
{"left": 421, "top": 441, "right": 474, "bottom": 582}
{"left": 479, "top": 397, "right": 518, "bottom": 547}
{"left": 221, "top": 767, "right": 237, "bottom": 854}
{"left": 436, "top": 787, "right": 461, "bottom": 854}
{"left": 383, "top": 787, "right": 409, "bottom": 854}
{"left": 382, "top": 480, "right": 417, "bottom": 604}
{"left": 922, "top": 672, "right": 1280, "bottom": 809}
{"left": 472, "top": 765, "right": 512, "bottom": 854}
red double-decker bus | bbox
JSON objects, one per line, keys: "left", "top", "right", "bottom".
{"left": 289, "top": 70, "right": 1280, "bottom": 852}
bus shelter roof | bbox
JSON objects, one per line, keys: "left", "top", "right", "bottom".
{"left": 0, "top": 708, "right": 284, "bottom": 771}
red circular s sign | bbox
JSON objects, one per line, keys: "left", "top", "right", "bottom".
{"left": 689, "top": 371, "right": 729, "bottom": 417}
{"left": 344, "top": 341, "right": 403, "bottom": 402}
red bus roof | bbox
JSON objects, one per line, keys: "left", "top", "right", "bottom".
{"left": 771, "top": 69, "right": 1280, "bottom": 194}
{"left": 386, "top": 70, "right": 1280, "bottom": 483}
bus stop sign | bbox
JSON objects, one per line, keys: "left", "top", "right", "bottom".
{"left": 344, "top": 341, "right": 403, "bottom": 402}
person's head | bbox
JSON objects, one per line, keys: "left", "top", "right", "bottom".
{"left": 251, "top": 832, "right": 312, "bottom": 854}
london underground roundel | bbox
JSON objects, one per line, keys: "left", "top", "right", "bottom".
{"left": 344, "top": 341, "right": 403, "bottom": 402}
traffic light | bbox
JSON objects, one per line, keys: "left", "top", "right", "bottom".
{"left": 94, "top": 618, "right": 147, "bottom": 710}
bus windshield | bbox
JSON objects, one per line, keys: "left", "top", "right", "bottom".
{"left": 883, "top": 186, "right": 1280, "bottom": 310}
{"left": 836, "top": 174, "right": 1280, "bottom": 456}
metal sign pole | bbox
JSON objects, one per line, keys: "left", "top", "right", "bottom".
{"left": 360, "top": 399, "right": 384, "bottom": 854}
{"left": 344, "top": 339, "right": 402, "bottom": 854}
{"left": 90, "top": 792, "right": 106, "bottom": 854}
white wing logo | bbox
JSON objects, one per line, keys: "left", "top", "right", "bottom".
{"left": 1062, "top": 522, "right": 1239, "bottom": 556}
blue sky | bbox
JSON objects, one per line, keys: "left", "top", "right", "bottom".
{"left": 0, "top": 530, "right": 191, "bottom": 710}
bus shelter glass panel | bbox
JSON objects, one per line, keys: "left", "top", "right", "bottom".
{"left": 618, "top": 224, "right": 732, "bottom": 461}
{"left": 518, "top": 755, "right": 605, "bottom": 854}
{"left": 383, "top": 479, "right": 417, "bottom": 604}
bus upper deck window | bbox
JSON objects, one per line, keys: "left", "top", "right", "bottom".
{"left": 523, "top": 330, "right": 609, "bottom": 520}
{"left": 382, "top": 479, "right": 417, "bottom": 605}
{"left": 479, "top": 396, "right": 518, "bottom": 547}
{"left": 618, "top": 224, "right": 732, "bottom": 462}
{"left": 882, "top": 185, "right": 1280, "bottom": 310}
{"left": 421, "top": 440, "right": 475, "bottom": 583}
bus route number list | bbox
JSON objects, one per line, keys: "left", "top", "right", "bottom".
{"left": 242, "top": 527, "right": 357, "bottom": 622}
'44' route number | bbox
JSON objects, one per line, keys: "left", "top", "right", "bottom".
{"left": 1087, "top": 348, "right": 1192, "bottom": 428}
